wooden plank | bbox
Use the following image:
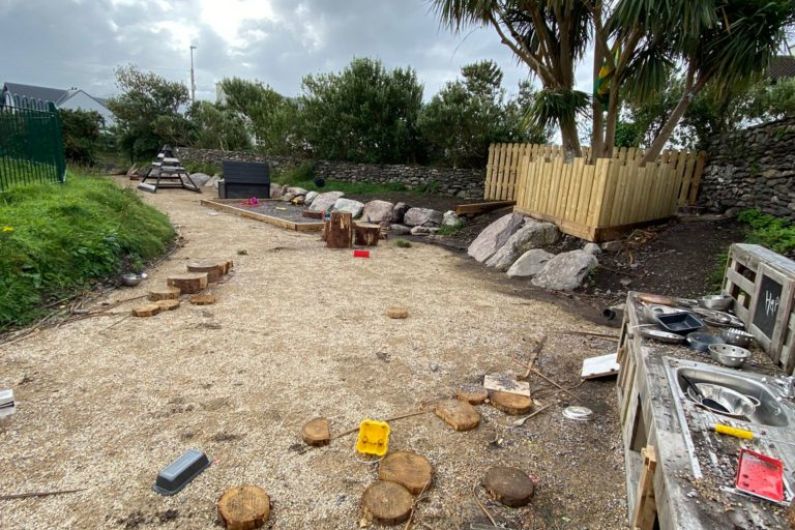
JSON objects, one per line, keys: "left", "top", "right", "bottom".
{"left": 581, "top": 352, "right": 620, "bottom": 379}
{"left": 688, "top": 151, "right": 707, "bottom": 205}
{"left": 495, "top": 144, "right": 508, "bottom": 201}
{"left": 454, "top": 200, "right": 517, "bottom": 216}
{"left": 598, "top": 160, "right": 620, "bottom": 227}
{"left": 631, "top": 445, "right": 658, "bottom": 530}
{"left": 200, "top": 200, "right": 323, "bottom": 232}
{"left": 484, "top": 144, "right": 496, "bottom": 200}
{"left": 677, "top": 155, "right": 697, "bottom": 206}
{"left": 587, "top": 159, "right": 610, "bottom": 229}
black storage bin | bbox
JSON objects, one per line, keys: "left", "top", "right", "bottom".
{"left": 219, "top": 161, "right": 270, "bottom": 199}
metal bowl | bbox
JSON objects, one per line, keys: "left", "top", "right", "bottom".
{"left": 686, "top": 332, "right": 724, "bottom": 352}
{"left": 708, "top": 344, "right": 752, "bottom": 368}
{"left": 700, "top": 294, "right": 734, "bottom": 312}
{"left": 121, "top": 273, "right": 142, "bottom": 287}
{"left": 721, "top": 328, "right": 755, "bottom": 348}
{"left": 686, "top": 383, "right": 760, "bottom": 418}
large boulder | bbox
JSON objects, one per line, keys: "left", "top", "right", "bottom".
{"left": 583, "top": 242, "right": 602, "bottom": 256}
{"left": 404, "top": 207, "right": 443, "bottom": 227}
{"left": 485, "top": 220, "right": 560, "bottom": 271}
{"left": 531, "top": 250, "right": 598, "bottom": 291}
{"left": 190, "top": 172, "right": 211, "bottom": 188}
{"left": 286, "top": 186, "right": 308, "bottom": 197}
{"left": 205, "top": 175, "right": 221, "bottom": 189}
{"left": 411, "top": 226, "right": 439, "bottom": 236}
{"left": 507, "top": 249, "right": 554, "bottom": 278}
{"left": 443, "top": 210, "right": 463, "bottom": 227}
{"left": 309, "top": 191, "right": 345, "bottom": 212}
{"left": 304, "top": 191, "right": 319, "bottom": 206}
{"left": 392, "top": 202, "right": 411, "bottom": 224}
{"left": 390, "top": 224, "right": 412, "bottom": 235}
{"left": 361, "top": 200, "right": 394, "bottom": 224}
{"left": 467, "top": 213, "right": 526, "bottom": 263}
{"left": 270, "top": 183, "right": 286, "bottom": 199}
{"left": 333, "top": 198, "right": 365, "bottom": 218}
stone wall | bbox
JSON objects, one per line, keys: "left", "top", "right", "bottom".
{"left": 175, "top": 147, "right": 485, "bottom": 199}
{"left": 700, "top": 117, "right": 795, "bottom": 219}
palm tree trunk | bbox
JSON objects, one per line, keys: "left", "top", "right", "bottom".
{"left": 642, "top": 76, "right": 706, "bottom": 164}
{"left": 602, "top": 82, "right": 620, "bottom": 158}
{"left": 560, "top": 116, "right": 581, "bottom": 159}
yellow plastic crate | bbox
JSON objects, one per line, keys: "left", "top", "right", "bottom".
{"left": 355, "top": 419, "right": 390, "bottom": 457}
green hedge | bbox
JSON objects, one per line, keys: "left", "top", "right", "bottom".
{"left": 0, "top": 174, "right": 174, "bottom": 329}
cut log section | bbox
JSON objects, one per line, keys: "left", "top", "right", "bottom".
{"left": 131, "top": 304, "right": 162, "bottom": 318}
{"left": 167, "top": 273, "right": 208, "bottom": 294}
{"left": 360, "top": 481, "right": 413, "bottom": 526}
{"left": 148, "top": 287, "right": 180, "bottom": 301}
{"left": 482, "top": 466, "right": 535, "bottom": 507}
{"left": 354, "top": 222, "right": 380, "bottom": 247}
{"left": 155, "top": 299, "right": 181, "bottom": 311}
{"left": 187, "top": 261, "right": 226, "bottom": 283}
{"left": 301, "top": 417, "right": 331, "bottom": 447}
{"left": 456, "top": 385, "right": 488, "bottom": 405}
{"left": 434, "top": 399, "right": 480, "bottom": 431}
{"left": 190, "top": 294, "right": 217, "bottom": 306}
{"left": 378, "top": 451, "right": 433, "bottom": 495}
{"left": 489, "top": 391, "right": 533, "bottom": 415}
{"left": 217, "top": 485, "right": 271, "bottom": 530}
{"left": 386, "top": 307, "right": 409, "bottom": 319}
{"left": 326, "top": 211, "right": 353, "bottom": 249}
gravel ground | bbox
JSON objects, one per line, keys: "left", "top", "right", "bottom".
{"left": 0, "top": 178, "right": 627, "bottom": 529}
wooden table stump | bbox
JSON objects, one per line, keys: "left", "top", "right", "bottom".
{"left": 167, "top": 273, "right": 208, "bottom": 294}
{"left": 434, "top": 399, "right": 480, "bottom": 431}
{"left": 217, "top": 485, "right": 270, "bottom": 530}
{"left": 354, "top": 222, "right": 381, "bottom": 246}
{"left": 360, "top": 481, "right": 413, "bottom": 526}
{"left": 326, "top": 211, "right": 353, "bottom": 249}
{"left": 378, "top": 451, "right": 433, "bottom": 495}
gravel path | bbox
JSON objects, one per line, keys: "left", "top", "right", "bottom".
{"left": 0, "top": 179, "right": 627, "bottom": 529}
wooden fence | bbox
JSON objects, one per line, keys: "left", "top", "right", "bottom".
{"left": 484, "top": 143, "right": 706, "bottom": 207}
{"left": 513, "top": 156, "right": 686, "bottom": 242}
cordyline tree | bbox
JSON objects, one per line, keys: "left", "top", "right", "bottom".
{"left": 431, "top": 0, "right": 795, "bottom": 162}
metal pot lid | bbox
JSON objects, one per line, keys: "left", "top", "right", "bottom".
{"left": 562, "top": 406, "right": 593, "bottom": 421}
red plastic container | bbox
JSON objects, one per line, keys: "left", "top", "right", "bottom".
{"left": 353, "top": 250, "right": 370, "bottom": 258}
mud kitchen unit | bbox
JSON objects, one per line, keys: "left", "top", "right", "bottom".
{"left": 617, "top": 290, "right": 795, "bottom": 529}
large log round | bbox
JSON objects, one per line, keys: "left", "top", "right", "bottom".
{"left": 167, "top": 273, "right": 208, "bottom": 294}
{"left": 361, "top": 481, "right": 413, "bottom": 526}
{"left": 482, "top": 467, "right": 535, "bottom": 507}
{"left": 217, "top": 485, "right": 270, "bottom": 530}
{"left": 378, "top": 451, "right": 433, "bottom": 495}
{"left": 489, "top": 391, "right": 533, "bottom": 415}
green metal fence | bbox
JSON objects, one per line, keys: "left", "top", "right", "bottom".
{"left": 0, "top": 96, "right": 66, "bottom": 191}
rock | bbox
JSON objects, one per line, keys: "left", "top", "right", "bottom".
{"left": 583, "top": 242, "right": 602, "bottom": 256}
{"left": 333, "top": 198, "right": 365, "bottom": 218}
{"left": 410, "top": 226, "right": 439, "bottom": 236}
{"left": 190, "top": 173, "right": 211, "bottom": 188}
{"left": 361, "top": 200, "right": 394, "bottom": 224}
{"left": 442, "top": 210, "right": 462, "bottom": 227}
{"left": 286, "top": 186, "right": 308, "bottom": 197}
{"left": 309, "top": 191, "right": 345, "bottom": 212}
{"left": 404, "top": 207, "right": 443, "bottom": 227}
{"left": 392, "top": 202, "right": 411, "bottom": 224}
{"left": 506, "top": 249, "right": 554, "bottom": 278}
{"left": 485, "top": 221, "right": 559, "bottom": 271}
{"left": 205, "top": 175, "right": 221, "bottom": 189}
{"left": 531, "top": 250, "right": 598, "bottom": 291}
{"left": 281, "top": 192, "right": 296, "bottom": 203}
{"left": 304, "top": 191, "right": 319, "bottom": 205}
{"left": 601, "top": 240, "right": 623, "bottom": 253}
{"left": 269, "top": 183, "right": 286, "bottom": 199}
{"left": 467, "top": 213, "right": 526, "bottom": 263}
{"left": 389, "top": 224, "right": 411, "bottom": 235}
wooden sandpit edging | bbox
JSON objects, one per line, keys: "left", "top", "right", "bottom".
{"left": 200, "top": 199, "right": 324, "bottom": 233}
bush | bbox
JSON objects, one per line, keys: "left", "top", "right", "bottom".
{"left": 0, "top": 174, "right": 175, "bottom": 328}
{"left": 183, "top": 160, "right": 221, "bottom": 176}
{"left": 60, "top": 108, "right": 104, "bottom": 165}
{"left": 737, "top": 209, "right": 795, "bottom": 256}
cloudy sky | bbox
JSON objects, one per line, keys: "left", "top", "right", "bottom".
{"left": 0, "top": 0, "right": 581, "bottom": 102}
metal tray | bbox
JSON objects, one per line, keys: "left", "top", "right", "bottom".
{"left": 655, "top": 312, "right": 704, "bottom": 335}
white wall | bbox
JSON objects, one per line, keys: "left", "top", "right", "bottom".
{"left": 59, "top": 91, "right": 115, "bottom": 127}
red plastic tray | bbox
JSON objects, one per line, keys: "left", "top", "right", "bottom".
{"left": 735, "top": 448, "right": 784, "bottom": 503}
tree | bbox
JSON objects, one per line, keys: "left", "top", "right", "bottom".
{"left": 431, "top": 0, "right": 795, "bottom": 162}
{"left": 186, "top": 101, "right": 252, "bottom": 151}
{"left": 107, "top": 65, "right": 190, "bottom": 160}
{"left": 60, "top": 108, "right": 104, "bottom": 164}
{"left": 420, "top": 61, "right": 547, "bottom": 167}
{"left": 299, "top": 58, "right": 424, "bottom": 164}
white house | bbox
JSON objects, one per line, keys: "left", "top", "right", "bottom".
{"left": 1, "top": 82, "right": 116, "bottom": 127}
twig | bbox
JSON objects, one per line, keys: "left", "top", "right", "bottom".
{"left": 530, "top": 368, "right": 575, "bottom": 398}
{"left": 104, "top": 315, "right": 132, "bottom": 331}
{"left": 0, "top": 328, "right": 40, "bottom": 349}
{"left": 557, "top": 330, "right": 619, "bottom": 340}
{"left": 0, "top": 488, "right": 85, "bottom": 501}
{"left": 404, "top": 482, "right": 431, "bottom": 530}
{"left": 472, "top": 483, "right": 498, "bottom": 527}
{"left": 331, "top": 410, "right": 431, "bottom": 441}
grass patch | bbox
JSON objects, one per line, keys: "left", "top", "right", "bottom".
{"left": 0, "top": 173, "right": 175, "bottom": 329}
{"left": 737, "top": 209, "right": 795, "bottom": 256}
{"left": 394, "top": 239, "right": 412, "bottom": 248}
{"left": 436, "top": 223, "right": 462, "bottom": 236}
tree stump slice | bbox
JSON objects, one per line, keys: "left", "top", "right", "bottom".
{"left": 187, "top": 261, "right": 225, "bottom": 283}
{"left": 354, "top": 223, "right": 381, "bottom": 247}
{"left": 190, "top": 294, "right": 217, "bottom": 306}
{"left": 148, "top": 287, "right": 180, "bottom": 301}
{"left": 378, "top": 451, "right": 433, "bottom": 495}
{"left": 482, "top": 467, "right": 535, "bottom": 507}
{"left": 490, "top": 391, "right": 533, "bottom": 415}
{"left": 456, "top": 384, "right": 488, "bottom": 405}
{"left": 360, "top": 481, "right": 413, "bottom": 526}
{"left": 217, "top": 485, "right": 270, "bottom": 530}
{"left": 155, "top": 299, "right": 180, "bottom": 311}
{"left": 131, "top": 303, "right": 162, "bottom": 318}
{"left": 326, "top": 211, "right": 353, "bottom": 249}
{"left": 301, "top": 417, "right": 330, "bottom": 447}
{"left": 167, "top": 273, "right": 208, "bottom": 294}
{"left": 434, "top": 399, "right": 480, "bottom": 431}
{"left": 386, "top": 307, "right": 409, "bottom": 319}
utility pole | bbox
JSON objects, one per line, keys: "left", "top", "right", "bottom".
{"left": 190, "top": 45, "right": 197, "bottom": 104}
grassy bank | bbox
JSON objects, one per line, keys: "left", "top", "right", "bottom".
{"left": 0, "top": 174, "right": 174, "bottom": 329}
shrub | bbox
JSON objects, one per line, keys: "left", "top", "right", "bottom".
{"left": 737, "top": 209, "right": 795, "bottom": 256}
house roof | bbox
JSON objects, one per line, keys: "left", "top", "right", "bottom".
{"left": 2, "top": 82, "right": 70, "bottom": 105}
{"left": 769, "top": 56, "right": 795, "bottom": 81}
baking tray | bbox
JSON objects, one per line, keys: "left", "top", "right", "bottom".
{"left": 655, "top": 312, "right": 704, "bottom": 334}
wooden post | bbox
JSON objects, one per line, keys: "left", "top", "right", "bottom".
{"left": 354, "top": 222, "right": 380, "bottom": 247}
{"left": 326, "top": 211, "right": 353, "bottom": 249}
{"left": 631, "top": 445, "right": 657, "bottom": 530}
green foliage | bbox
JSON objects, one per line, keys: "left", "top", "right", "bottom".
{"left": 394, "top": 239, "right": 412, "bottom": 248}
{"left": 737, "top": 209, "right": 795, "bottom": 256}
{"left": 182, "top": 160, "right": 220, "bottom": 176}
{"left": 60, "top": 109, "right": 104, "bottom": 165}
{"left": 272, "top": 161, "right": 316, "bottom": 186}
{"left": 436, "top": 224, "right": 463, "bottom": 236}
{"left": 300, "top": 58, "right": 424, "bottom": 164}
{"left": 186, "top": 101, "right": 252, "bottom": 151}
{"left": 0, "top": 174, "right": 174, "bottom": 328}
{"left": 108, "top": 65, "right": 190, "bottom": 161}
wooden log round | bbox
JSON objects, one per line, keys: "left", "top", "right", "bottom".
{"left": 148, "top": 287, "right": 181, "bottom": 301}
{"left": 326, "top": 211, "right": 353, "bottom": 249}
{"left": 456, "top": 384, "right": 488, "bottom": 405}
{"left": 131, "top": 303, "right": 162, "bottom": 318}
{"left": 155, "top": 299, "right": 181, "bottom": 311}
{"left": 360, "top": 481, "right": 413, "bottom": 526}
{"left": 167, "top": 273, "right": 208, "bottom": 294}
{"left": 385, "top": 307, "right": 409, "bottom": 319}
{"left": 489, "top": 391, "right": 533, "bottom": 415}
{"left": 217, "top": 485, "right": 270, "bottom": 530}
{"left": 187, "top": 261, "right": 225, "bottom": 283}
{"left": 378, "top": 451, "right": 433, "bottom": 495}
{"left": 190, "top": 294, "right": 217, "bottom": 306}
{"left": 482, "top": 466, "right": 535, "bottom": 507}
{"left": 434, "top": 399, "right": 480, "bottom": 431}
{"left": 301, "top": 417, "right": 331, "bottom": 447}
{"left": 354, "top": 223, "right": 381, "bottom": 247}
